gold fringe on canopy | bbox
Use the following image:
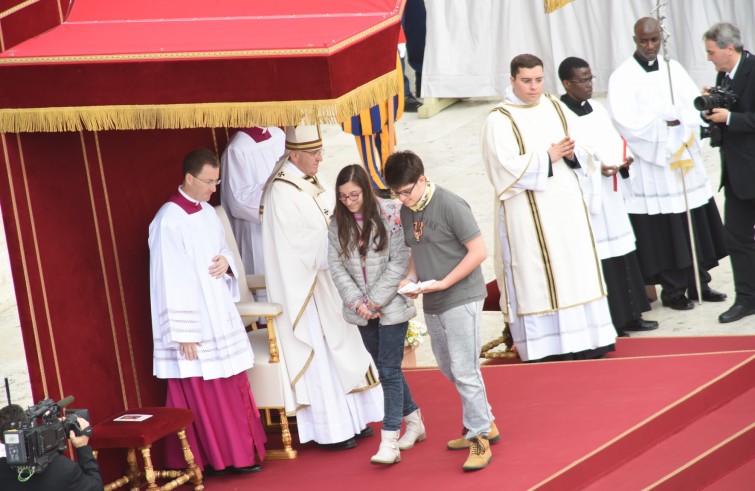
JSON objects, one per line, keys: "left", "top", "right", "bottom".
{"left": 0, "top": 69, "right": 401, "bottom": 133}
{"left": 545, "top": 0, "right": 575, "bottom": 14}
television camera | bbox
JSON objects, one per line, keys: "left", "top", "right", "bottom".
{"left": 3, "top": 396, "right": 91, "bottom": 475}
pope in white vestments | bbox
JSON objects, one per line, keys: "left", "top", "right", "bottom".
{"left": 220, "top": 127, "right": 285, "bottom": 305}
{"left": 261, "top": 125, "right": 383, "bottom": 447}
{"left": 481, "top": 54, "right": 616, "bottom": 362}
{"left": 149, "top": 148, "right": 266, "bottom": 472}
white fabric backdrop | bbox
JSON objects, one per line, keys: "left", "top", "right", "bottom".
{"left": 422, "top": 0, "right": 755, "bottom": 97}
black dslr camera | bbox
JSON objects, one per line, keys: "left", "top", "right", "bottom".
{"left": 695, "top": 87, "right": 738, "bottom": 147}
{"left": 693, "top": 87, "right": 738, "bottom": 111}
{"left": 3, "top": 397, "right": 91, "bottom": 474}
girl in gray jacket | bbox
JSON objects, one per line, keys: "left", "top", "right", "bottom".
{"left": 328, "top": 164, "right": 426, "bottom": 465}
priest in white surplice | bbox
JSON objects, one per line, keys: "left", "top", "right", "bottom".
{"left": 558, "top": 56, "right": 658, "bottom": 337}
{"left": 261, "top": 125, "right": 383, "bottom": 449}
{"left": 220, "top": 127, "right": 285, "bottom": 305}
{"left": 150, "top": 148, "right": 266, "bottom": 473}
{"left": 481, "top": 54, "right": 617, "bottom": 362}
{"left": 607, "top": 18, "right": 728, "bottom": 311}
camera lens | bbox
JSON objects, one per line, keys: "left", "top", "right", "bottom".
{"left": 694, "top": 94, "right": 719, "bottom": 111}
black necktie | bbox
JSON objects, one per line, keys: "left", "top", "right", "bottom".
{"left": 723, "top": 74, "right": 732, "bottom": 88}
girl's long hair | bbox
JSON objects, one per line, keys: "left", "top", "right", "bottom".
{"left": 334, "top": 164, "right": 388, "bottom": 258}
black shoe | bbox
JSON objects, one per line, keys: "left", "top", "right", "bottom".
{"left": 319, "top": 437, "right": 357, "bottom": 450}
{"left": 718, "top": 302, "right": 755, "bottom": 324}
{"left": 203, "top": 466, "right": 229, "bottom": 477}
{"left": 355, "top": 426, "right": 373, "bottom": 439}
{"left": 616, "top": 331, "right": 631, "bottom": 337}
{"left": 661, "top": 295, "right": 694, "bottom": 311}
{"left": 404, "top": 94, "right": 423, "bottom": 112}
{"left": 623, "top": 318, "right": 660, "bottom": 332}
{"left": 231, "top": 464, "right": 263, "bottom": 474}
{"left": 689, "top": 288, "right": 728, "bottom": 302}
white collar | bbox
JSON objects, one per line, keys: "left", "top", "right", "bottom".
{"left": 178, "top": 185, "right": 201, "bottom": 204}
{"left": 283, "top": 160, "right": 312, "bottom": 179}
{"left": 727, "top": 53, "right": 743, "bottom": 80}
{"left": 504, "top": 85, "right": 528, "bottom": 105}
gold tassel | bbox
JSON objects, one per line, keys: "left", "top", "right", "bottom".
{"left": 669, "top": 133, "right": 697, "bottom": 173}
{"left": 545, "top": 0, "right": 575, "bottom": 14}
{"left": 0, "top": 69, "right": 401, "bottom": 133}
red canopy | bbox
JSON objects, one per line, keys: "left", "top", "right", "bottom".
{"left": 0, "top": 0, "right": 403, "bottom": 131}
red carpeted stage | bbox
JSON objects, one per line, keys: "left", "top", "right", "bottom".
{"left": 0, "top": 0, "right": 404, "bottom": 479}
{"left": 204, "top": 337, "right": 754, "bottom": 490}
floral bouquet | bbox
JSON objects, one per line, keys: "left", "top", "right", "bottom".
{"left": 404, "top": 319, "right": 428, "bottom": 349}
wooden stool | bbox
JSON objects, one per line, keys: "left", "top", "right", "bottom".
{"left": 89, "top": 407, "right": 203, "bottom": 491}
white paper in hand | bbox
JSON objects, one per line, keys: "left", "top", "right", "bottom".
{"left": 398, "top": 280, "right": 436, "bottom": 295}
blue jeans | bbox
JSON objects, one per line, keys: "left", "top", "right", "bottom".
{"left": 359, "top": 319, "right": 418, "bottom": 431}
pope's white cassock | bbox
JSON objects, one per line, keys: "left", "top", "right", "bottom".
{"left": 262, "top": 160, "right": 383, "bottom": 444}
{"left": 150, "top": 188, "right": 254, "bottom": 380}
{"left": 608, "top": 55, "right": 712, "bottom": 215}
{"left": 481, "top": 87, "right": 616, "bottom": 362}
{"left": 221, "top": 127, "right": 285, "bottom": 304}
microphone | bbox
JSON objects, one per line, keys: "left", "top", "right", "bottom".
{"left": 57, "top": 395, "right": 75, "bottom": 408}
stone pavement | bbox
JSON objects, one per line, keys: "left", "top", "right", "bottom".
{"left": 1, "top": 96, "right": 753, "bottom": 408}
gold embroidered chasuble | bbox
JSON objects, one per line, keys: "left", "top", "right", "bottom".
{"left": 261, "top": 164, "right": 379, "bottom": 414}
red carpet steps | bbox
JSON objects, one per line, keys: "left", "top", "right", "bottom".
{"left": 202, "top": 338, "right": 755, "bottom": 491}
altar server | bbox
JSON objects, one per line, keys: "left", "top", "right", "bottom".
{"left": 481, "top": 53, "right": 617, "bottom": 362}
{"left": 558, "top": 56, "right": 658, "bottom": 336}
{"left": 608, "top": 17, "right": 728, "bottom": 311}
{"left": 221, "top": 127, "right": 285, "bottom": 304}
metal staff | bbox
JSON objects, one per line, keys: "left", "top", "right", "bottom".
{"left": 653, "top": 0, "right": 704, "bottom": 305}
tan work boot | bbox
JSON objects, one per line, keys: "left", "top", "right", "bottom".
{"left": 397, "top": 408, "right": 426, "bottom": 450}
{"left": 462, "top": 435, "right": 492, "bottom": 471}
{"left": 370, "top": 429, "right": 401, "bottom": 465}
{"left": 447, "top": 422, "right": 500, "bottom": 450}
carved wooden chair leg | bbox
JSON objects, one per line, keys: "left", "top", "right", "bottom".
{"left": 140, "top": 445, "right": 159, "bottom": 490}
{"left": 279, "top": 409, "right": 296, "bottom": 458}
{"left": 177, "top": 428, "right": 204, "bottom": 490}
{"left": 503, "top": 322, "right": 513, "bottom": 350}
{"left": 127, "top": 448, "right": 140, "bottom": 491}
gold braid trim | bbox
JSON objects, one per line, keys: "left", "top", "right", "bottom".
{"left": 0, "top": 68, "right": 400, "bottom": 133}
{"left": 0, "top": 0, "right": 40, "bottom": 20}
{"left": 491, "top": 106, "right": 531, "bottom": 199}
{"left": 545, "top": 94, "right": 569, "bottom": 135}
{"left": 0, "top": 14, "right": 401, "bottom": 64}
{"left": 544, "top": 0, "right": 574, "bottom": 14}
{"left": 526, "top": 191, "right": 558, "bottom": 310}
{"left": 349, "top": 365, "right": 382, "bottom": 393}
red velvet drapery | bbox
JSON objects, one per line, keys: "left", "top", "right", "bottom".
{"left": 0, "top": 0, "right": 404, "bottom": 479}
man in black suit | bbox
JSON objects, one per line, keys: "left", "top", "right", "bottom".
{"left": 703, "top": 22, "right": 755, "bottom": 323}
{"left": 0, "top": 404, "right": 103, "bottom": 491}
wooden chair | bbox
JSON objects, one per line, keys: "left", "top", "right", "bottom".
{"left": 89, "top": 407, "right": 203, "bottom": 491}
{"left": 214, "top": 206, "right": 297, "bottom": 459}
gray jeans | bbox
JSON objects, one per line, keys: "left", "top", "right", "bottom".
{"left": 424, "top": 300, "right": 494, "bottom": 439}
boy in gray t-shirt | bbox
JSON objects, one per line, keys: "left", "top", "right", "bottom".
{"left": 385, "top": 150, "right": 498, "bottom": 472}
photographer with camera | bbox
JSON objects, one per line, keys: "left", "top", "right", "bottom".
{"left": 0, "top": 403, "right": 103, "bottom": 491}
{"left": 702, "top": 22, "right": 755, "bottom": 324}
